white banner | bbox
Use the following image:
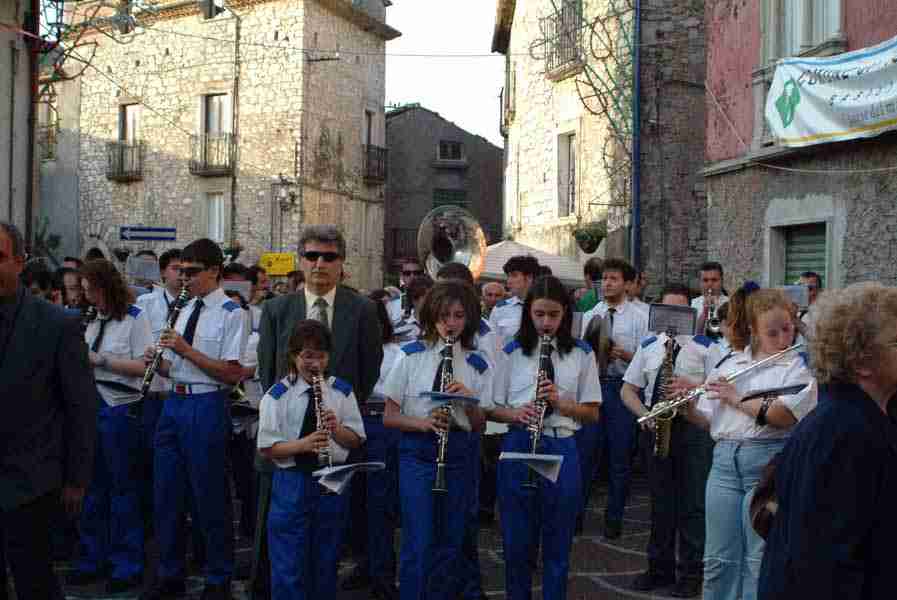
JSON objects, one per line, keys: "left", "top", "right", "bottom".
{"left": 765, "top": 34, "right": 897, "bottom": 148}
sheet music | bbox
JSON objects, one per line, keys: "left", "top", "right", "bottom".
{"left": 648, "top": 303, "right": 697, "bottom": 336}
{"left": 499, "top": 452, "right": 564, "bottom": 483}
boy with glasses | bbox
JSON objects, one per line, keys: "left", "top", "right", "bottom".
{"left": 387, "top": 258, "right": 425, "bottom": 326}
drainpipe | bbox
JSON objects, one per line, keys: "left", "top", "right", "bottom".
{"left": 630, "top": 0, "right": 642, "bottom": 269}
{"left": 223, "top": 1, "right": 241, "bottom": 247}
{"left": 25, "top": 0, "right": 38, "bottom": 244}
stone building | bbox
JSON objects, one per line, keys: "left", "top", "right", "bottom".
{"left": 491, "top": 0, "right": 709, "bottom": 296}
{"left": 704, "top": 0, "right": 897, "bottom": 289}
{"left": 59, "top": 0, "right": 399, "bottom": 289}
{"left": 384, "top": 103, "right": 503, "bottom": 275}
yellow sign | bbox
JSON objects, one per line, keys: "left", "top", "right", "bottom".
{"left": 259, "top": 253, "right": 296, "bottom": 276}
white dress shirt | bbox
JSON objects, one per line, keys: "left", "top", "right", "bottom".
{"left": 304, "top": 285, "right": 338, "bottom": 328}
{"left": 488, "top": 296, "right": 524, "bottom": 351}
{"left": 624, "top": 333, "right": 715, "bottom": 407}
{"left": 691, "top": 293, "right": 730, "bottom": 316}
{"left": 581, "top": 299, "right": 649, "bottom": 378}
{"left": 86, "top": 305, "right": 154, "bottom": 407}
{"left": 373, "top": 342, "right": 403, "bottom": 400}
{"left": 137, "top": 286, "right": 180, "bottom": 392}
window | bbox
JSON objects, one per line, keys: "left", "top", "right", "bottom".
{"left": 207, "top": 192, "right": 225, "bottom": 242}
{"left": 763, "top": 0, "right": 843, "bottom": 61}
{"left": 120, "top": 104, "right": 140, "bottom": 144}
{"left": 783, "top": 223, "right": 826, "bottom": 284}
{"left": 433, "top": 189, "right": 468, "bottom": 209}
{"left": 200, "top": 0, "right": 225, "bottom": 20}
{"left": 557, "top": 132, "right": 576, "bottom": 217}
{"left": 365, "top": 110, "right": 373, "bottom": 147}
{"left": 542, "top": 0, "right": 583, "bottom": 74}
{"left": 37, "top": 91, "right": 58, "bottom": 160}
{"left": 204, "top": 93, "right": 228, "bottom": 136}
{"left": 438, "top": 141, "right": 463, "bottom": 161}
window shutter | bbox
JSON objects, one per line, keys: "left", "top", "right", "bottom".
{"left": 784, "top": 223, "right": 826, "bottom": 284}
{"left": 222, "top": 94, "right": 233, "bottom": 134}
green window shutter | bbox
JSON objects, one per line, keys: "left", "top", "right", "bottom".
{"left": 784, "top": 223, "right": 826, "bottom": 285}
{"left": 433, "top": 189, "right": 468, "bottom": 209}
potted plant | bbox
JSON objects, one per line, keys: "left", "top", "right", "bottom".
{"left": 573, "top": 221, "right": 607, "bottom": 254}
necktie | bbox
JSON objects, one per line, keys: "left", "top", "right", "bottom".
{"left": 91, "top": 318, "right": 109, "bottom": 353}
{"left": 182, "top": 298, "right": 205, "bottom": 346}
{"left": 312, "top": 297, "right": 329, "bottom": 328}
{"left": 432, "top": 343, "right": 453, "bottom": 392}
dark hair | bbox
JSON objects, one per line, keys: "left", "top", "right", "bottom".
{"left": 503, "top": 255, "right": 540, "bottom": 278}
{"left": 223, "top": 262, "right": 250, "bottom": 280}
{"left": 136, "top": 249, "right": 157, "bottom": 259}
{"left": 0, "top": 222, "right": 25, "bottom": 257}
{"left": 286, "top": 319, "right": 332, "bottom": 383}
{"left": 299, "top": 224, "right": 346, "bottom": 259}
{"left": 717, "top": 301, "right": 729, "bottom": 323}
{"left": 584, "top": 257, "right": 603, "bottom": 280}
{"left": 22, "top": 260, "right": 53, "bottom": 293}
{"left": 287, "top": 270, "right": 304, "bottom": 283}
{"left": 84, "top": 247, "right": 106, "bottom": 261}
{"left": 181, "top": 238, "right": 224, "bottom": 271}
{"left": 659, "top": 283, "right": 691, "bottom": 303}
{"left": 80, "top": 259, "right": 132, "bottom": 321}
{"left": 401, "top": 256, "right": 422, "bottom": 267}
{"left": 418, "top": 280, "right": 480, "bottom": 350}
{"left": 368, "top": 291, "right": 394, "bottom": 343}
{"left": 800, "top": 271, "right": 822, "bottom": 289}
{"left": 407, "top": 274, "right": 434, "bottom": 301}
{"left": 159, "top": 248, "right": 182, "bottom": 271}
{"left": 700, "top": 261, "right": 724, "bottom": 277}
{"left": 537, "top": 265, "right": 553, "bottom": 277}
{"left": 57, "top": 266, "right": 78, "bottom": 280}
{"left": 602, "top": 257, "right": 636, "bottom": 282}
{"left": 63, "top": 255, "right": 84, "bottom": 267}
{"left": 516, "top": 275, "right": 575, "bottom": 356}
{"left": 436, "top": 262, "right": 474, "bottom": 286}
{"left": 247, "top": 265, "right": 267, "bottom": 286}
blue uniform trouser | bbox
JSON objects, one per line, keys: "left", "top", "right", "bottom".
{"left": 576, "top": 379, "right": 634, "bottom": 523}
{"left": 140, "top": 391, "right": 165, "bottom": 526}
{"left": 460, "top": 433, "right": 483, "bottom": 599}
{"left": 154, "top": 390, "right": 233, "bottom": 584}
{"left": 363, "top": 415, "right": 399, "bottom": 586}
{"left": 268, "top": 469, "right": 349, "bottom": 600}
{"left": 498, "top": 427, "right": 581, "bottom": 600}
{"left": 399, "top": 430, "right": 476, "bottom": 600}
{"left": 76, "top": 401, "right": 144, "bottom": 579}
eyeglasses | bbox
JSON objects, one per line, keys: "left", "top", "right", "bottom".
{"left": 179, "top": 266, "right": 206, "bottom": 277}
{"left": 301, "top": 251, "right": 341, "bottom": 263}
{"left": 402, "top": 270, "right": 423, "bottom": 277}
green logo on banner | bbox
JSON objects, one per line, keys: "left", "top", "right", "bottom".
{"left": 775, "top": 78, "right": 801, "bottom": 128}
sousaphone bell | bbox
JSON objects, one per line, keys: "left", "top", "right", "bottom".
{"left": 417, "top": 206, "right": 487, "bottom": 280}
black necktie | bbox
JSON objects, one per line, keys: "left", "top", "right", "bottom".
{"left": 91, "top": 318, "right": 109, "bottom": 353}
{"left": 432, "top": 344, "right": 453, "bottom": 392}
{"left": 182, "top": 298, "right": 205, "bottom": 346}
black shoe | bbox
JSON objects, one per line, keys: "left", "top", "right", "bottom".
{"left": 631, "top": 570, "right": 675, "bottom": 591}
{"left": 574, "top": 514, "right": 584, "bottom": 536}
{"left": 478, "top": 509, "right": 495, "bottom": 526}
{"left": 66, "top": 570, "right": 106, "bottom": 586}
{"left": 603, "top": 519, "right": 622, "bottom": 540}
{"left": 200, "top": 581, "right": 232, "bottom": 600}
{"left": 670, "top": 578, "right": 702, "bottom": 598}
{"left": 370, "top": 580, "right": 399, "bottom": 600}
{"left": 107, "top": 576, "right": 142, "bottom": 594}
{"left": 341, "top": 568, "right": 371, "bottom": 591}
{"left": 139, "top": 579, "right": 186, "bottom": 600}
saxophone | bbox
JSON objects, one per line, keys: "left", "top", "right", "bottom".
{"left": 432, "top": 337, "right": 455, "bottom": 494}
{"left": 652, "top": 336, "right": 679, "bottom": 459}
{"left": 522, "top": 334, "right": 554, "bottom": 489}
{"left": 311, "top": 370, "right": 333, "bottom": 469}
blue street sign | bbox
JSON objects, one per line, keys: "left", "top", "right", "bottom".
{"left": 120, "top": 226, "right": 177, "bottom": 242}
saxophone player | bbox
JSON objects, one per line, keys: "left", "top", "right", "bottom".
{"left": 490, "top": 276, "right": 600, "bottom": 600}
{"left": 257, "top": 319, "right": 365, "bottom": 600}
{"left": 620, "top": 284, "right": 715, "bottom": 597}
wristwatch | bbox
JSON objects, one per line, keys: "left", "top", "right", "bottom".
{"left": 755, "top": 395, "right": 774, "bottom": 427}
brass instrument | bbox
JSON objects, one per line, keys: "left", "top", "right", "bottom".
{"left": 652, "top": 336, "right": 679, "bottom": 459}
{"left": 584, "top": 311, "right": 614, "bottom": 375}
{"left": 432, "top": 336, "right": 455, "bottom": 494}
{"left": 523, "top": 335, "right": 554, "bottom": 489}
{"left": 705, "top": 290, "right": 722, "bottom": 336}
{"left": 139, "top": 287, "right": 190, "bottom": 400}
{"left": 638, "top": 343, "right": 804, "bottom": 425}
{"left": 417, "top": 205, "right": 487, "bottom": 280}
{"left": 311, "top": 370, "right": 333, "bottom": 469}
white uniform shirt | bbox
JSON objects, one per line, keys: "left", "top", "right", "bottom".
{"left": 696, "top": 349, "right": 815, "bottom": 441}
{"left": 393, "top": 311, "right": 421, "bottom": 343}
{"left": 233, "top": 307, "right": 262, "bottom": 436}
{"left": 624, "top": 333, "right": 715, "bottom": 407}
{"left": 373, "top": 342, "right": 403, "bottom": 399}
{"left": 691, "top": 294, "right": 730, "bottom": 317}
{"left": 475, "top": 318, "right": 499, "bottom": 363}
{"left": 304, "top": 286, "right": 337, "bottom": 329}
{"left": 630, "top": 298, "right": 650, "bottom": 317}
{"left": 257, "top": 375, "right": 366, "bottom": 469}
{"left": 387, "top": 295, "right": 404, "bottom": 326}
{"left": 581, "top": 299, "right": 649, "bottom": 378}
{"left": 86, "top": 305, "right": 154, "bottom": 407}
{"left": 137, "top": 286, "right": 181, "bottom": 392}
{"left": 488, "top": 296, "right": 524, "bottom": 351}
{"left": 705, "top": 337, "right": 732, "bottom": 378}
{"left": 495, "top": 337, "right": 602, "bottom": 433}
{"left": 165, "top": 287, "right": 247, "bottom": 386}
{"left": 383, "top": 340, "right": 495, "bottom": 432}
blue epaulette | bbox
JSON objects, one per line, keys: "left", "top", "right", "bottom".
{"left": 503, "top": 339, "right": 521, "bottom": 355}
{"left": 574, "top": 338, "right": 592, "bottom": 353}
{"left": 331, "top": 377, "right": 353, "bottom": 397}
{"left": 222, "top": 300, "right": 240, "bottom": 312}
{"left": 798, "top": 351, "right": 810, "bottom": 367}
{"left": 478, "top": 319, "right": 491, "bottom": 336}
{"left": 466, "top": 352, "right": 489, "bottom": 374}
{"left": 495, "top": 298, "right": 509, "bottom": 308}
{"left": 693, "top": 334, "right": 713, "bottom": 348}
{"left": 401, "top": 340, "right": 426, "bottom": 355}
{"left": 64, "top": 307, "right": 81, "bottom": 317}
{"left": 268, "top": 381, "right": 288, "bottom": 400}
{"left": 641, "top": 335, "right": 657, "bottom": 348}
{"left": 127, "top": 304, "right": 141, "bottom": 318}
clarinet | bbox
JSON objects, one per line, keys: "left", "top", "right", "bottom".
{"left": 81, "top": 305, "right": 98, "bottom": 335}
{"left": 139, "top": 287, "right": 190, "bottom": 400}
{"left": 432, "top": 336, "right": 455, "bottom": 494}
{"left": 523, "top": 334, "right": 553, "bottom": 489}
{"left": 311, "top": 370, "right": 333, "bottom": 469}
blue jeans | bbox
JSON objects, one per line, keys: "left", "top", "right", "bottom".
{"left": 703, "top": 438, "right": 784, "bottom": 600}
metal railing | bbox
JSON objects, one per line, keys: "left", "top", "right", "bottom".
{"left": 363, "top": 144, "right": 388, "bottom": 183}
{"left": 106, "top": 141, "right": 143, "bottom": 182}
{"left": 543, "top": 1, "right": 584, "bottom": 73}
{"left": 190, "top": 132, "right": 235, "bottom": 176}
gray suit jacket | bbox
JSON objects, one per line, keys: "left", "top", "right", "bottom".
{"left": 0, "top": 290, "right": 96, "bottom": 510}
{"left": 257, "top": 286, "right": 383, "bottom": 404}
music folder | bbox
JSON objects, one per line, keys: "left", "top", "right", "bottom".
{"left": 499, "top": 452, "right": 564, "bottom": 483}
{"left": 313, "top": 461, "right": 386, "bottom": 494}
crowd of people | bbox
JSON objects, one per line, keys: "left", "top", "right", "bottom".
{"left": 1, "top": 217, "right": 895, "bottom": 600}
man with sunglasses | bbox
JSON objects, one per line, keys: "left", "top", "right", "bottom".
{"left": 255, "top": 225, "right": 383, "bottom": 599}
{"left": 387, "top": 257, "right": 424, "bottom": 326}
{"left": 140, "top": 239, "right": 248, "bottom": 600}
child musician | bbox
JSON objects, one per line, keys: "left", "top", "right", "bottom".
{"left": 490, "top": 275, "right": 601, "bottom": 600}
{"left": 257, "top": 319, "right": 365, "bottom": 600}
{"left": 383, "top": 280, "right": 494, "bottom": 600}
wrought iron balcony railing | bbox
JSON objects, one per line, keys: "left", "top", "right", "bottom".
{"left": 363, "top": 144, "right": 388, "bottom": 183}
{"left": 543, "top": 1, "right": 584, "bottom": 75}
{"left": 106, "top": 141, "right": 144, "bottom": 182}
{"left": 190, "top": 132, "right": 235, "bottom": 177}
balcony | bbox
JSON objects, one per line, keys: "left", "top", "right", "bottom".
{"left": 542, "top": 1, "right": 584, "bottom": 80}
{"left": 363, "top": 144, "right": 388, "bottom": 184}
{"left": 190, "top": 133, "right": 235, "bottom": 177}
{"left": 106, "top": 141, "right": 143, "bottom": 182}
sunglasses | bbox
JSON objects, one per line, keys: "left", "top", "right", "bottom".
{"left": 301, "top": 251, "right": 341, "bottom": 263}
{"left": 179, "top": 266, "right": 207, "bottom": 277}
{"left": 402, "top": 270, "right": 423, "bottom": 277}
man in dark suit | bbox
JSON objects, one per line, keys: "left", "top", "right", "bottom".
{"left": 252, "top": 224, "right": 382, "bottom": 600}
{"left": 0, "top": 222, "right": 96, "bottom": 599}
